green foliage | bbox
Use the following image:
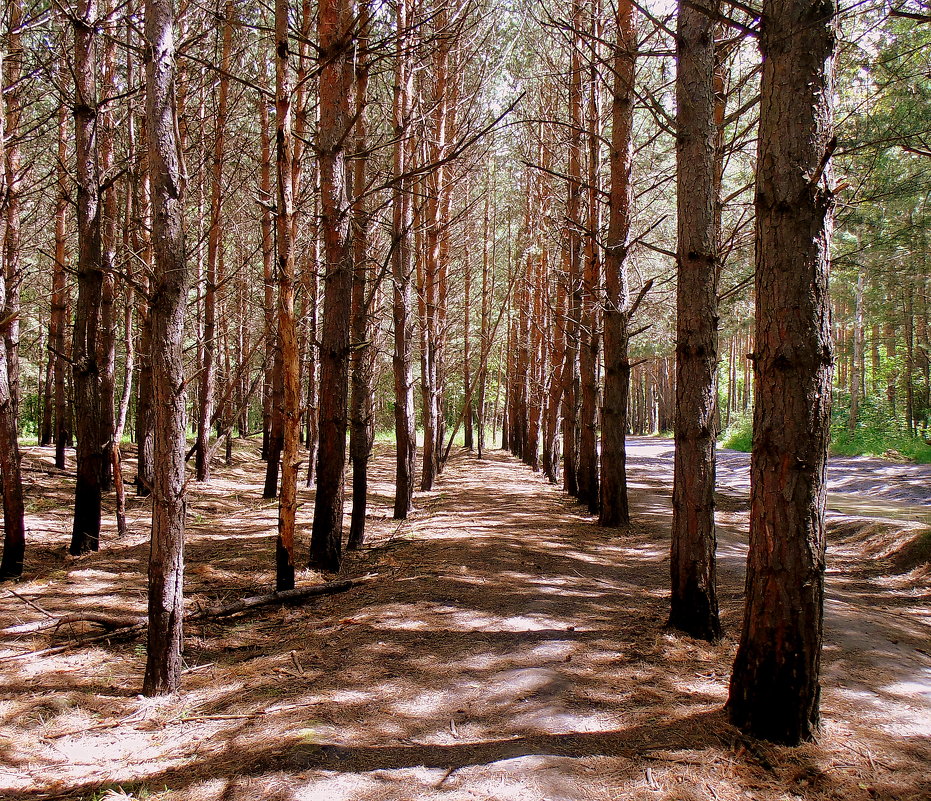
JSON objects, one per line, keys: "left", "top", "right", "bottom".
{"left": 831, "top": 393, "right": 931, "bottom": 462}
{"left": 720, "top": 412, "right": 753, "bottom": 453}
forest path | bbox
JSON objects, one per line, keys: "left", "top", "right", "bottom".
{"left": 2, "top": 441, "right": 929, "bottom": 800}
{"left": 624, "top": 438, "right": 931, "bottom": 742}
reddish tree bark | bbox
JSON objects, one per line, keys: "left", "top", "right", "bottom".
{"left": 310, "top": 0, "right": 356, "bottom": 572}
{"left": 728, "top": 0, "right": 837, "bottom": 745}
{"left": 275, "top": 0, "right": 299, "bottom": 591}
{"left": 599, "top": 0, "right": 637, "bottom": 527}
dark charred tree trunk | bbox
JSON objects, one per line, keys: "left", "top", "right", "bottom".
{"left": 143, "top": 0, "right": 189, "bottom": 695}
{"left": 70, "top": 0, "right": 106, "bottom": 555}
{"left": 668, "top": 0, "right": 722, "bottom": 642}
{"left": 727, "top": 0, "right": 836, "bottom": 745}
{"left": 310, "top": 0, "right": 356, "bottom": 572}
{"left": 599, "top": 0, "right": 636, "bottom": 528}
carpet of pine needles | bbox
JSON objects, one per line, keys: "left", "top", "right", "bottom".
{"left": 0, "top": 437, "right": 929, "bottom": 801}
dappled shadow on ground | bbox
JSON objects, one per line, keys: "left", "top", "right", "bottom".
{"left": 0, "top": 441, "right": 929, "bottom": 800}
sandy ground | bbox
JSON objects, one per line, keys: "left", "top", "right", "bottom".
{"left": 0, "top": 437, "right": 928, "bottom": 801}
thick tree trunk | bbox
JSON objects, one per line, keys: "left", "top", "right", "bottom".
{"left": 143, "top": 0, "right": 189, "bottom": 695}
{"left": 728, "top": 0, "right": 836, "bottom": 745}
{"left": 599, "top": 0, "right": 636, "bottom": 528}
{"left": 669, "top": 0, "right": 722, "bottom": 642}
{"left": 70, "top": 0, "right": 106, "bottom": 555}
{"left": 310, "top": 0, "right": 356, "bottom": 572}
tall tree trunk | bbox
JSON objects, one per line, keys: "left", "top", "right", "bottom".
{"left": 669, "top": 0, "right": 722, "bottom": 642}
{"left": 143, "top": 0, "right": 188, "bottom": 695}
{"left": 0, "top": 46, "right": 26, "bottom": 580}
{"left": 348, "top": 6, "right": 375, "bottom": 550}
{"left": 578, "top": 11, "right": 602, "bottom": 512}
{"left": 275, "top": 0, "right": 299, "bottom": 591}
{"left": 310, "top": 0, "right": 356, "bottom": 572}
{"left": 476, "top": 184, "right": 493, "bottom": 460}
{"left": 728, "top": 0, "right": 836, "bottom": 745}
{"left": 70, "top": 0, "right": 106, "bottom": 555}
{"left": 463, "top": 183, "right": 473, "bottom": 452}
{"left": 391, "top": 0, "right": 416, "bottom": 518}
{"left": 258, "top": 60, "right": 275, "bottom": 462}
{"left": 52, "top": 67, "right": 72, "bottom": 471}
{"left": 598, "top": 0, "right": 637, "bottom": 528}
{"left": 196, "top": 2, "right": 233, "bottom": 482}
{"left": 3, "top": 0, "right": 23, "bottom": 425}
{"left": 563, "top": 0, "right": 583, "bottom": 498}
{"left": 98, "top": 23, "right": 118, "bottom": 493}
{"left": 849, "top": 267, "right": 864, "bottom": 432}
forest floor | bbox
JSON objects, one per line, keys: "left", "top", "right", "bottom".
{"left": 1, "top": 437, "right": 929, "bottom": 801}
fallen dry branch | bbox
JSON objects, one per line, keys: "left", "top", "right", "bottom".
{"left": 1, "top": 574, "right": 378, "bottom": 662}
{"left": 188, "top": 573, "right": 377, "bottom": 621}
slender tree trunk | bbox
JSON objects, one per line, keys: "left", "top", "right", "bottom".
{"left": 578, "top": 12, "right": 602, "bottom": 512}
{"left": 143, "top": 0, "right": 188, "bottom": 695}
{"left": 463, "top": 184, "right": 473, "bottom": 451}
{"left": 98, "top": 24, "right": 118, "bottom": 493}
{"left": 258, "top": 62, "right": 275, "bottom": 462}
{"left": 0, "top": 46, "right": 26, "bottom": 580}
{"left": 348, "top": 6, "right": 374, "bottom": 550}
{"left": 310, "top": 0, "right": 356, "bottom": 572}
{"left": 849, "top": 268, "right": 864, "bottom": 433}
{"left": 599, "top": 0, "right": 637, "bottom": 527}
{"left": 563, "top": 2, "right": 583, "bottom": 498}
{"left": 3, "top": 0, "right": 23, "bottom": 425}
{"left": 70, "top": 0, "right": 106, "bottom": 555}
{"left": 391, "top": 0, "right": 417, "bottom": 518}
{"left": 274, "top": 0, "right": 299, "bottom": 591}
{"left": 52, "top": 74, "right": 71, "bottom": 470}
{"left": 669, "top": 0, "right": 722, "bottom": 642}
{"left": 728, "top": 0, "right": 836, "bottom": 745}
{"left": 195, "top": 2, "right": 233, "bottom": 482}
